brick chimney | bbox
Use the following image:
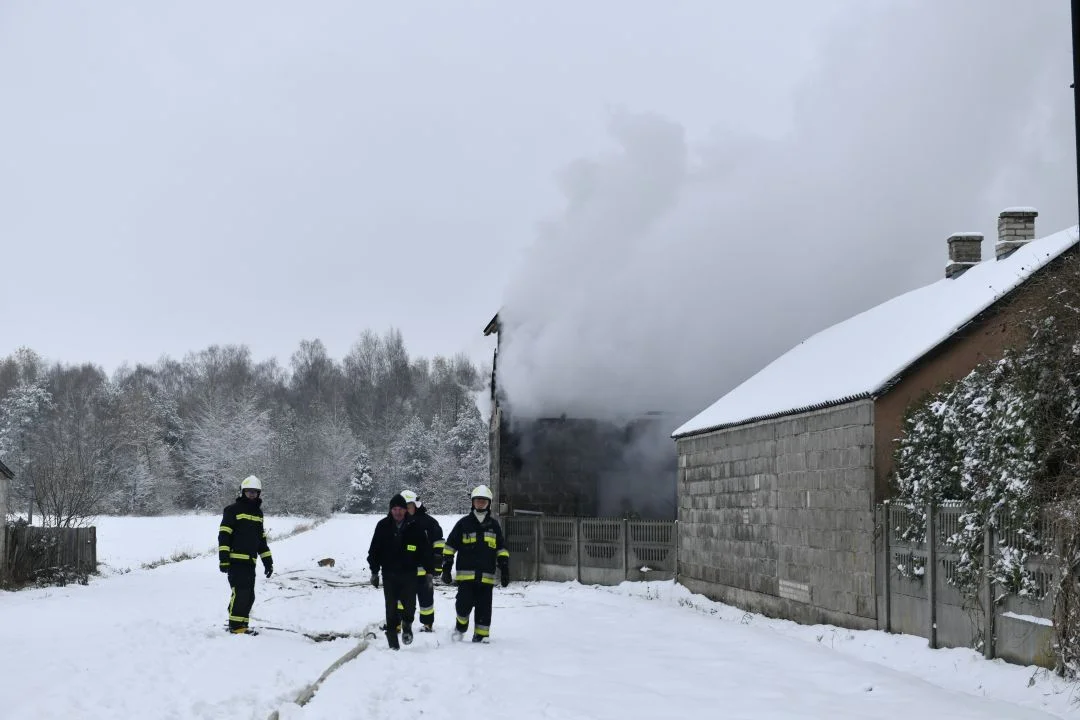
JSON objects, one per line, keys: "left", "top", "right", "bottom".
{"left": 995, "top": 207, "right": 1038, "bottom": 260}
{"left": 945, "top": 233, "right": 982, "bottom": 279}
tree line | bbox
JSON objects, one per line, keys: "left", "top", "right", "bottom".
{"left": 0, "top": 329, "right": 491, "bottom": 525}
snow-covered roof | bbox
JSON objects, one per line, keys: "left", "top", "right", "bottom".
{"left": 673, "top": 225, "right": 1080, "bottom": 438}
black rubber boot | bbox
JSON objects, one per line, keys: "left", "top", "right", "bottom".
{"left": 386, "top": 631, "right": 400, "bottom": 650}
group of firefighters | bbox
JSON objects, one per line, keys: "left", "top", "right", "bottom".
{"left": 216, "top": 476, "right": 510, "bottom": 648}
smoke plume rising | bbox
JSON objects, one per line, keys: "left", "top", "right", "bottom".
{"left": 497, "top": 0, "right": 1076, "bottom": 429}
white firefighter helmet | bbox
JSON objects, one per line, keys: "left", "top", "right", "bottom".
{"left": 400, "top": 489, "right": 418, "bottom": 507}
{"left": 240, "top": 475, "right": 263, "bottom": 492}
{"left": 471, "top": 485, "right": 493, "bottom": 501}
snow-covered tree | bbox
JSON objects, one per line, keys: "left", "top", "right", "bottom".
{"left": 269, "top": 411, "right": 361, "bottom": 516}
{"left": 318, "top": 415, "right": 363, "bottom": 509}
{"left": 106, "top": 368, "right": 181, "bottom": 515}
{"left": 0, "top": 381, "right": 54, "bottom": 515}
{"left": 442, "top": 400, "right": 488, "bottom": 511}
{"left": 389, "top": 415, "right": 434, "bottom": 501}
{"left": 28, "top": 366, "right": 126, "bottom": 528}
{"left": 893, "top": 352, "right": 1040, "bottom": 595}
{"left": 343, "top": 447, "right": 376, "bottom": 513}
{"left": 0, "top": 330, "right": 491, "bottom": 521}
{"left": 184, "top": 394, "right": 273, "bottom": 509}
{"left": 420, "top": 414, "right": 457, "bottom": 511}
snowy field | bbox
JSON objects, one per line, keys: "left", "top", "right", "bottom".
{"left": 0, "top": 514, "right": 1077, "bottom": 719}
{"left": 92, "top": 514, "right": 319, "bottom": 572}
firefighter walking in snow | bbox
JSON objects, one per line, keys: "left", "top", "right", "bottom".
{"left": 367, "top": 493, "right": 435, "bottom": 650}
{"left": 401, "top": 489, "right": 444, "bottom": 632}
{"left": 441, "top": 484, "right": 510, "bottom": 643}
{"left": 218, "top": 475, "right": 273, "bottom": 634}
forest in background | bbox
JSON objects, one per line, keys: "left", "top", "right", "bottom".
{"left": 0, "top": 328, "right": 490, "bottom": 525}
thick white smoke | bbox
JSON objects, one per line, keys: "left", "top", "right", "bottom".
{"left": 497, "top": 0, "right": 1076, "bottom": 426}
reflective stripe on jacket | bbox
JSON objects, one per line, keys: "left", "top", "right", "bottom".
{"left": 218, "top": 496, "right": 271, "bottom": 569}
{"left": 443, "top": 512, "right": 509, "bottom": 584}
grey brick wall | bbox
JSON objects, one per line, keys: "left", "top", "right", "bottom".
{"left": 676, "top": 400, "right": 877, "bottom": 629}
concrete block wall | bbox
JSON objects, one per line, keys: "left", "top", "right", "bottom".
{"left": 677, "top": 400, "right": 877, "bottom": 629}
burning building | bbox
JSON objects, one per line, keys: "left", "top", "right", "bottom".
{"left": 484, "top": 313, "right": 677, "bottom": 520}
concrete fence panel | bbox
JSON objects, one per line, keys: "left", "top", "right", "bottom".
{"left": 503, "top": 515, "right": 676, "bottom": 585}
{"left": 877, "top": 501, "right": 1055, "bottom": 668}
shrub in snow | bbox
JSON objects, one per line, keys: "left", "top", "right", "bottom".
{"left": 892, "top": 252, "right": 1080, "bottom": 675}
{"left": 893, "top": 352, "right": 1039, "bottom": 596}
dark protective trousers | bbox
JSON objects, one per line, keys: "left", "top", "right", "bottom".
{"left": 417, "top": 574, "right": 435, "bottom": 627}
{"left": 454, "top": 580, "right": 494, "bottom": 638}
{"left": 384, "top": 571, "right": 418, "bottom": 633}
{"left": 227, "top": 564, "right": 256, "bottom": 630}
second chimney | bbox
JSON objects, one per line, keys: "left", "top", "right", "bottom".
{"left": 996, "top": 207, "right": 1038, "bottom": 260}
{"left": 946, "top": 233, "right": 982, "bottom": 279}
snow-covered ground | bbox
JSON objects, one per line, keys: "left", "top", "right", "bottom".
{"left": 93, "top": 514, "right": 319, "bottom": 573}
{"left": 0, "top": 514, "right": 1077, "bottom": 719}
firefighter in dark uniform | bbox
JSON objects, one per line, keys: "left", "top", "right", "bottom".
{"left": 441, "top": 484, "right": 510, "bottom": 643}
{"left": 367, "top": 493, "right": 435, "bottom": 649}
{"left": 218, "top": 475, "right": 273, "bottom": 634}
{"left": 401, "top": 489, "right": 444, "bottom": 632}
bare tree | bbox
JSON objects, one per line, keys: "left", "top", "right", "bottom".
{"left": 26, "top": 364, "right": 123, "bottom": 527}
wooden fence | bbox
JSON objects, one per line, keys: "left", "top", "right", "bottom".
{"left": 3, "top": 525, "right": 98, "bottom": 585}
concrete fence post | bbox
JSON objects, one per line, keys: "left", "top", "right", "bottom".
{"left": 883, "top": 501, "right": 892, "bottom": 633}
{"left": 533, "top": 518, "right": 541, "bottom": 581}
{"left": 575, "top": 517, "right": 582, "bottom": 583}
{"left": 538, "top": 517, "right": 546, "bottom": 582}
{"left": 622, "top": 518, "right": 629, "bottom": 581}
{"left": 927, "top": 501, "right": 938, "bottom": 649}
{"left": 674, "top": 518, "right": 680, "bottom": 582}
{"left": 984, "top": 519, "right": 995, "bottom": 659}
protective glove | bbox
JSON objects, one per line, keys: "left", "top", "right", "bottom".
{"left": 440, "top": 565, "right": 453, "bottom": 585}
{"left": 264, "top": 562, "right": 273, "bottom": 579}
{"left": 220, "top": 563, "right": 230, "bottom": 574}
{"left": 425, "top": 574, "right": 434, "bottom": 593}
{"left": 499, "top": 562, "right": 510, "bottom": 587}
{"left": 371, "top": 570, "right": 380, "bottom": 589}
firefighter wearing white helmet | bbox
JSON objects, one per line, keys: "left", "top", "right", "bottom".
{"left": 398, "top": 489, "right": 445, "bottom": 632}
{"left": 217, "top": 475, "right": 273, "bottom": 635}
{"left": 441, "top": 484, "right": 510, "bottom": 643}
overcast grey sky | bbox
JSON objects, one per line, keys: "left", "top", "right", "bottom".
{"left": 0, "top": 0, "right": 862, "bottom": 371}
{"left": 0, "top": 1, "right": 1075, "bottom": 409}
{"left": 495, "top": 0, "right": 1078, "bottom": 422}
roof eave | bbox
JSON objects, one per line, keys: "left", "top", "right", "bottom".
{"left": 675, "top": 233, "right": 1080, "bottom": 442}
{"left": 672, "top": 392, "right": 873, "bottom": 439}
{"left": 869, "top": 241, "right": 1080, "bottom": 399}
